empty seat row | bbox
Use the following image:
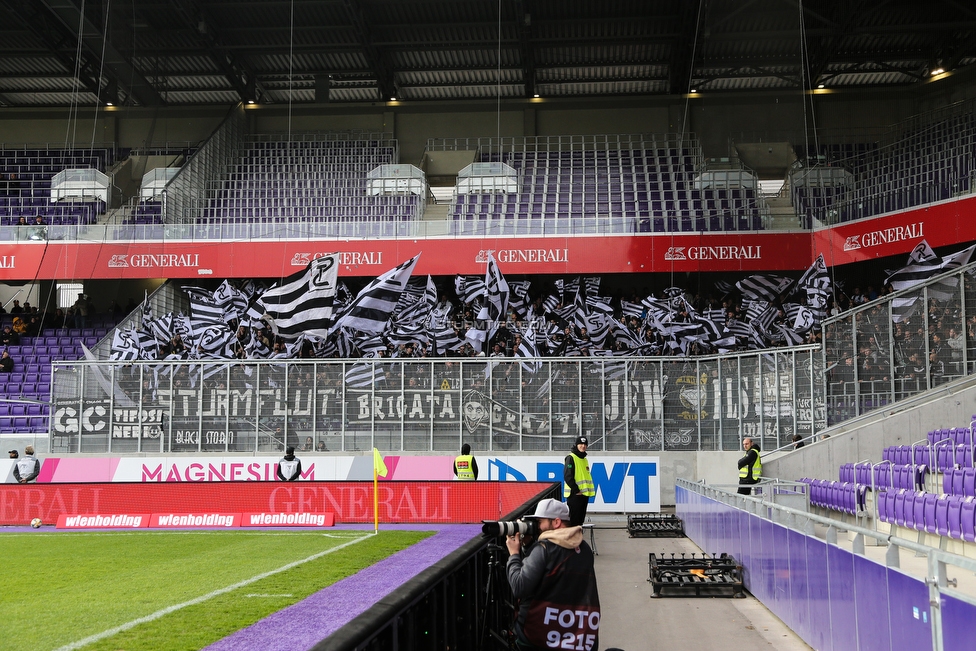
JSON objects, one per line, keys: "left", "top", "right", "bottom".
{"left": 928, "top": 427, "right": 974, "bottom": 445}
{"left": 943, "top": 467, "right": 976, "bottom": 497}
{"left": 877, "top": 490, "right": 976, "bottom": 542}
{"left": 799, "top": 478, "right": 867, "bottom": 515}
{"left": 839, "top": 462, "right": 925, "bottom": 490}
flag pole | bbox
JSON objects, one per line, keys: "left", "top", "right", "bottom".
{"left": 373, "top": 463, "right": 379, "bottom": 534}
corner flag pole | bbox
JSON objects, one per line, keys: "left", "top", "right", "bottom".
{"left": 372, "top": 448, "right": 388, "bottom": 534}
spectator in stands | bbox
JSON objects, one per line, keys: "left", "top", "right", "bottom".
{"left": 8, "top": 449, "right": 17, "bottom": 459}
{"left": 28, "top": 215, "right": 46, "bottom": 241}
{"left": 301, "top": 436, "right": 314, "bottom": 452}
{"left": 453, "top": 443, "right": 478, "bottom": 480}
{"left": 316, "top": 440, "right": 328, "bottom": 452}
{"left": 564, "top": 436, "right": 595, "bottom": 526}
{"left": 10, "top": 300, "right": 23, "bottom": 314}
{"left": 0, "top": 351, "right": 13, "bottom": 374}
{"left": 505, "top": 498, "right": 601, "bottom": 651}
{"left": 11, "top": 316, "right": 26, "bottom": 335}
{"left": 13, "top": 445, "right": 39, "bottom": 483}
{"left": 792, "top": 434, "right": 805, "bottom": 450}
{"left": 737, "top": 437, "right": 762, "bottom": 495}
{"left": 275, "top": 446, "right": 302, "bottom": 481}
{"left": 73, "top": 293, "right": 91, "bottom": 330}
{"left": 0, "top": 325, "right": 19, "bottom": 346}
{"left": 25, "top": 315, "right": 40, "bottom": 337}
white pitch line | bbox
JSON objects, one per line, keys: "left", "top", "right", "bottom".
{"left": 52, "top": 533, "right": 371, "bottom": 651}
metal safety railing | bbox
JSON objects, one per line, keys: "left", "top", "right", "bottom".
{"left": 49, "top": 346, "right": 825, "bottom": 454}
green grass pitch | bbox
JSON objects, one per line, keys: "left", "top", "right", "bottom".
{"left": 1, "top": 529, "right": 431, "bottom": 651}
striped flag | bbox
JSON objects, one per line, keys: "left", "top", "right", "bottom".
{"left": 583, "top": 276, "right": 601, "bottom": 296}
{"left": 885, "top": 241, "right": 976, "bottom": 292}
{"left": 542, "top": 294, "right": 560, "bottom": 314}
{"left": 620, "top": 301, "right": 643, "bottom": 318}
{"left": 483, "top": 252, "right": 509, "bottom": 337}
{"left": 212, "top": 280, "right": 249, "bottom": 322}
{"left": 585, "top": 295, "right": 614, "bottom": 315}
{"left": 184, "top": 286, "right": 224, "bottom": 325}
{"left": 891, "top": 296, "right": 921, "bottom": 323}
{"left": 456, "top": 276, "right": 486, "bottom": 304}
{"left": 784, "top": 304, "right": 815, "bottom": 333}
{"left": 333, "top": 254, "right": 420, "bottom": 334}
{"left": 110, "top": 327, "right": 141, "bottom": 361}
{"left": 344, "top": 355, "right": 387, "bottom": 388}
{"left": 736, "top": 274, "right": 794, "bottom": 301}
{"left": 516, "top": 324, "right": 542, "bottom": 373}
{"left": 261, "top": 253, "right": 339, "bottom": 339}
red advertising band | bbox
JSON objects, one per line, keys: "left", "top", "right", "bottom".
{"left": 0, "top": 196, "right": 973, "bottom": 280}
{"left": 0, "top": 481, "right": 553, "bottom": 526}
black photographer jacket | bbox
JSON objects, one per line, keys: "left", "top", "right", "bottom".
{"left": 506, "top": 526, "right": 601, "bottom": 650}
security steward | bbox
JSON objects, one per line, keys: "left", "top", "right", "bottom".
{"left": 454, "top": 442, "right": 478, "bottom": 480}
{"left": 737, "top": 437, "right": 762, "bottom": 495}
{"left": 564, "top": 436, "right": 595, "bottom": 526}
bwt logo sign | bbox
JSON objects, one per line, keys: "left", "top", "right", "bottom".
{"left": 488, "top": 459, "right": 658, "bottom": 504}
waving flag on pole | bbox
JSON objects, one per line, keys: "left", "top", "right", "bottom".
{"left": 333, "top": 254, "right": 421, "bottom": 334}
{"left": 372, "top": 447, "right": 388, "bottom": 533}
{"left": 260, "top": 253, "right": 340, "bottom": 339}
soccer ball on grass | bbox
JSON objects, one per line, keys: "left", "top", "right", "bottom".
{"left": 30, "top": 517, "right": 42, "bottom": 529}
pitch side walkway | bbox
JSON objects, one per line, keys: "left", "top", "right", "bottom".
{"left": 199, "top": 520, "right": 810, "bottom": 651}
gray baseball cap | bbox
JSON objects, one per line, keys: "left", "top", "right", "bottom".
{"left": 524, "top": 498, "right": 570, "bottom": 520}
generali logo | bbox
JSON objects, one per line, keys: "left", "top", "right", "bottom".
{"left": 0, "top": 255, "right": 15, "bottom": 269}
{"left": 476, "top": 248, "right": 568, "bottom": 263}
{"left": 291, "top": 251, "right": 383, "bottom": 266}
{"left": 107, "top": 254, "right": 200, "bottom": 268}
{"left": 665, "top": 246, "right": 760, "bottom": 261}
{"left": 842, "top": 222, "right": 923, "bottom": 251}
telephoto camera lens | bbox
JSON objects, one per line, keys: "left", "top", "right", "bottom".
{"left": 481, "top": 519, "right": 539, "bottom": 538}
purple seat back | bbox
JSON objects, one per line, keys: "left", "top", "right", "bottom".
{"left": 936, "top": 497, "right": 951, "bottom": 536}
{"left": 945, "top": 468, "right": 956, "bottom": 494}
{"left": 964, "top": 468, "right": 976, "bottom": 497}
{"left": 953, "top": 469, "right": 966, "bottom": 495}
{"left": 923, "top": 494, "right": 939, "bottom": 534}
{"left": 961, "top": 497, "right": 976, "bottom": 543}
{"left": 912, "top": 492, "right": 925, "bottom": 530}
{"left": 948, "top": 497, "right": 964, "bottom": 539}
{"left": 894, "top": 490, "right": 908, "bottom": 526}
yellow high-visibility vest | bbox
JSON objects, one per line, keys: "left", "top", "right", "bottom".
{"left": 739, "top": 451, "right": 762, "bottom": 480}
{"left": 454, "top": 454, "right": 476, "bottom": 480}
{"left": 565, "top": 455, "right": 595, "bottom": 497}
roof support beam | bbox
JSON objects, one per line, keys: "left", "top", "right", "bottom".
{"left": 34, "top": 0, "right": 162, "bottom": 105}
{"left": 342, "top": 0, "right": 396, "bottom": 100}
{"left": 166, "top": 0, "right": 263, "bottom": 103}
{"left": 514, "top": 0, "right": 536, "bottom": 98}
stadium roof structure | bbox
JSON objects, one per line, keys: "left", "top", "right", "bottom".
{"left": 0, "top": 0, "right": 974, "bottom": 108}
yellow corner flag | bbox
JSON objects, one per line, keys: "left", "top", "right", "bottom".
{"left": 373, "top": 447, "right": 388, "bottom": 477}
{"left": 372, "top": 448, "right": 388, "bottom": 534}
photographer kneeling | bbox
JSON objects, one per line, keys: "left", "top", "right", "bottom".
{"left": 505, "top": 498, "right": 601, "bottom": 651}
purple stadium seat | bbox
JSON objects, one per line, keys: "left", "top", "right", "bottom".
{"left": 953, "top": 469, "right": 966, "bottom": 495}
{"left": 912, "top": 492, "right": 925, "bottom": 530}
{"left": 877, "top": 490, "right": 891, "bottom": 522}
{"left": 964, "top": 468, "right": 976, "bottom": 497}
{"left": 961, "top": 497, "right": 976, "bottom": 542}
{"left": 948, "top": 497, "right": 964, "bottom": 539}
{"left": 936, "top": 496, "right": 951, "bottom": 536}
{"left": 923, "top": 494, "right": 939, "bottom": 534}
{"left": 894, "top": 490, "right": 908, "bottom": 526}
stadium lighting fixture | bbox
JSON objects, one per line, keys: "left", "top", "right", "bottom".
{"left": 690, "top": 89, "right": 697, "bottom": 94}
{"left": 247, "top": 99, "right": 255, "bottom": 104}
{"left": 105, "top": 101, "right": 113, "bottom": 106}
{"left": 931, "top": 68, "right": 945, "bottom": 76}
{"left": 533, "top": 93, "right": 539, "bottom": 98}
{"left": 817, "top": 84, "right": 825, "bottom": 89}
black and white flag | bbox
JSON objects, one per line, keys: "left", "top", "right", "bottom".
{"left": 261, "top": 253, "right": 340, "bottom": 339}
{"left": 333, "top": 254, "right": 420, "bottom": 335}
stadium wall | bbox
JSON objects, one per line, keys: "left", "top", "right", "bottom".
{"left": 676, "top": 482, "right": 975, "bottom": 651}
